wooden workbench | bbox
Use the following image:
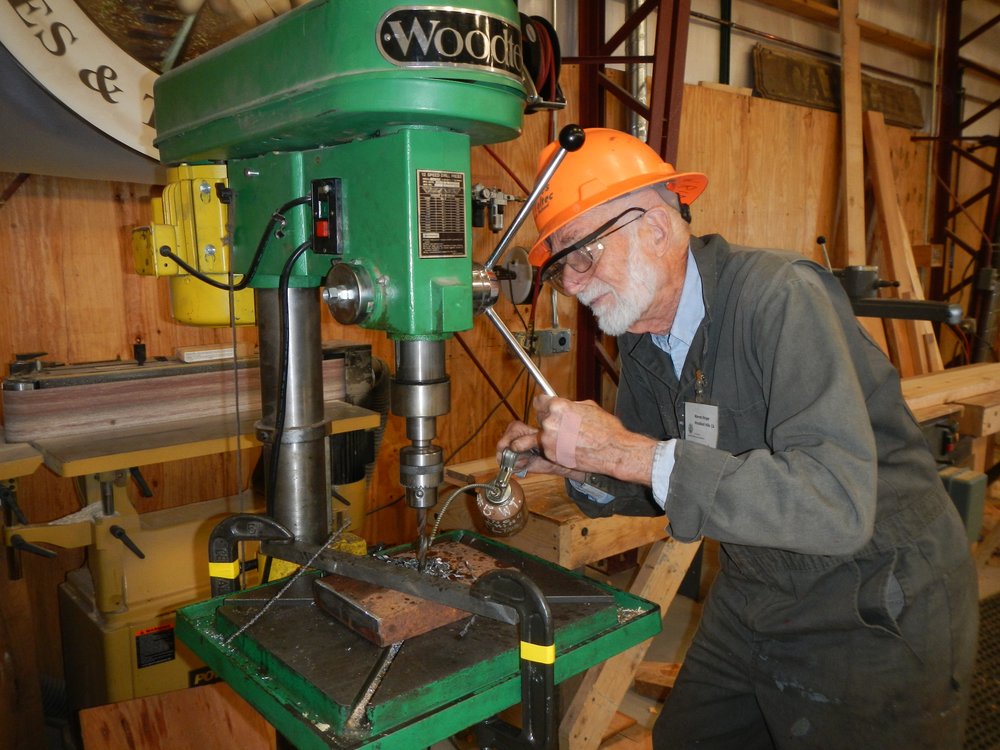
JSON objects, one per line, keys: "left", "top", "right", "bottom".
{"left": 901, "top": 363, "right": 1000, "bottom": 567}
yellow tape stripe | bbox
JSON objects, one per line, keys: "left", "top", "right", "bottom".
{"left": 520, "top": 641, "right": 556, "bottom": 664}
{"left": 209, "top": 560, "right": 241, "bottom": 579}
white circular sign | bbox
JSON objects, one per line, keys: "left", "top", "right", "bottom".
{"left": 1, "top": 0, "right": 158, "bottom": 158}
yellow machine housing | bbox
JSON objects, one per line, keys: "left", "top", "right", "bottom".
{"left": 132, "top": 164, "right": 255, "bottom": 326}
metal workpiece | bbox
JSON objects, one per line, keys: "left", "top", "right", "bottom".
{"left": 256, "top": 288, "right": 330, "bottom": 546}
{"left": 259, "top": 536, "right": 519, "bottom": 624}
{"left": 323, "top": 262, "right": 375, "bottom": 325}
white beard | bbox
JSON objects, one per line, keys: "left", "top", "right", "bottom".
{"left": 577, "top": 244, "right": 658, "bottom": 336}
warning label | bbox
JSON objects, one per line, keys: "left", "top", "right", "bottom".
{"left": 135, "top": 623, "right": 176, "bottom": 669}
{"left": 417, "top": 169, "right": 466, "bottom": 258}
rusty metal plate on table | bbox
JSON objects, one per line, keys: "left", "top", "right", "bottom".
{"left": 313, "top": 540, "right": 510, "bottom": 646}
{"left": 752, "top": 43, "right": 924, "bottom": 130}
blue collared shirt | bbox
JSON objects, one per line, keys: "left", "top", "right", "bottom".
{"left": 573, "top": 246, "right": 704, "bottom": 507}
{"left": 649, "top": 246, "right": 704, "bottom": 507}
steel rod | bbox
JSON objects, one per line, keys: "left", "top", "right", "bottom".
{"left": 484, "top": 150, "right": 569, "bottom": 270}
{"left": 485, "top": 307, "right": 557, "bottom": 398}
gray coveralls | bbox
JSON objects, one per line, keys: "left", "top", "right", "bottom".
{"left": 569, "top": 235, "right": 979, "bottom": 749}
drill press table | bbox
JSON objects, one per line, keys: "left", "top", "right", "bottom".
{"left": 177, "top": 530, "right": 659, "bottom": 749}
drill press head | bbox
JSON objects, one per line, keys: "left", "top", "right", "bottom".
{"left": 151, "top": 0, "right": 528, "bottom": 538}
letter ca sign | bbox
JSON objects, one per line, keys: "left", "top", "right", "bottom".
{"left": 377, "top": 6, "right": 523, "bottom": 82}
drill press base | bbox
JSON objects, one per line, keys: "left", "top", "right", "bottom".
{"left": 177, "top": 531, "right": 659, "bottom": 749}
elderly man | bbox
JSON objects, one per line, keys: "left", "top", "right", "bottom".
{"left": 498, "top": 128, "right": 978, "bottom": 749}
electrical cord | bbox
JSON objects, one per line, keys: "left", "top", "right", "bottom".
{"left": 157, "top": 195, "right": 311, "bottom": 291}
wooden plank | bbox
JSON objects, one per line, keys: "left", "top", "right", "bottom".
{"left": 0, "top": 429, "right": 42, "bottom": 480}
{"left": 35, "top": 400, "right": 379, "bottom": 477}
{"left": 839, "top": 0, "right": 866, "bottom": 267}
{"left": 599, "top": 723, "right": 653, "bottom": 750}
{"left": 883, "top": 316, "right": 922, "bottom": 378}
{"left": 955, "top": 391, "right": 1000, "bottom": 437}
{"left": 863, "top": 110, "right": 943, "bottom": 374}
{"left": 901, "top": 363, "right": 1000, "bottom": 412}
{"left": 79, "top": 682, "right": 275, "bottom": 750}
{"left": 911, "top": 243, "right": 944, "bottom": 268}
{"left": 633, "top": 661, "right": 681, "bottom": 701}
{"left": 748, "top": 0, "right": 935, "bottom": 59}
{"left": 909, "top": 403, "right": 963, "bottom": 425}
{"left": 560, "top": 538, "right": 702, "bottom": 750}
{"left": 858, "top": 317, "right": 889, "bottom": 356}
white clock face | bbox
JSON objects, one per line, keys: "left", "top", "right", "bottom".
{"left": 0, "top": 0, "right": 246, "bottom": 159}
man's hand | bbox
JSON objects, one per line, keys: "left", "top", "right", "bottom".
{"left": 497, "top": 396, "right": 658, "bottom": 486}
{"left": 496, "top": 420, "right": 584, "bottom": 480}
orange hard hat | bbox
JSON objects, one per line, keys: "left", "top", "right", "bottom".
{"left": 529, "top": 128, "right": 707, "bottom": 266}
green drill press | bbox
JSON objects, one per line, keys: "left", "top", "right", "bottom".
{"left": 151, "top": 2, "right": 660, "bottom": 747}
{"left": 154, "top": 0, "right": 527, "bottom": 546}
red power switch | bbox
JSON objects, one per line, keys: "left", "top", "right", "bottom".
{"left": 311, "top": 177, "right": 340, "bottom": 254}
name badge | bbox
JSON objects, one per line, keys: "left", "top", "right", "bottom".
{"left": 684, "top": 402, "right": 719, "bottom": 448}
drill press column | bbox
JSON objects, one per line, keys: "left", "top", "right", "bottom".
{"left": 256, "top": 287, "right": 329, "bottom": 546}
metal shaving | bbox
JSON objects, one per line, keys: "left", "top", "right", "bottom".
{"left": 372, "top": 553, "right": 475, "bottom": 581}
{"left": 617, "top": 607, "right": 645, "bottom": 625}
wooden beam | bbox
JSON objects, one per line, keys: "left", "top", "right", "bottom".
{"left": 839, "top": 0, "right": 866, "bottom": 267}
{"left": 748, "top": 0, "right": 935, "bottom": 59}
{"left": 559, "top": 538, "right": 701, "bottom": 750}
{"left": 900, "top": 363, "right": 1000, "bottom": 412}
{"left": 863, "top": 110, "right": 943, "bottom": 373}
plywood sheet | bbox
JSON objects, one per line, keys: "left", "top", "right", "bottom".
{"left": 79, "top": 682, "right": 275, "bottom": 750}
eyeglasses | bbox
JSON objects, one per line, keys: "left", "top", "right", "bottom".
{"left": 539, "top": 207, "right": 647, "bottom": 294}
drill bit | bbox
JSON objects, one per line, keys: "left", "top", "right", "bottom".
{"left": 415, "top": 507, "right": 430, "bottom": 570}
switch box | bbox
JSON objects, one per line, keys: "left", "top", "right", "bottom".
{"left": 537, "top": 328, "right": 571, "bottom": 355}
